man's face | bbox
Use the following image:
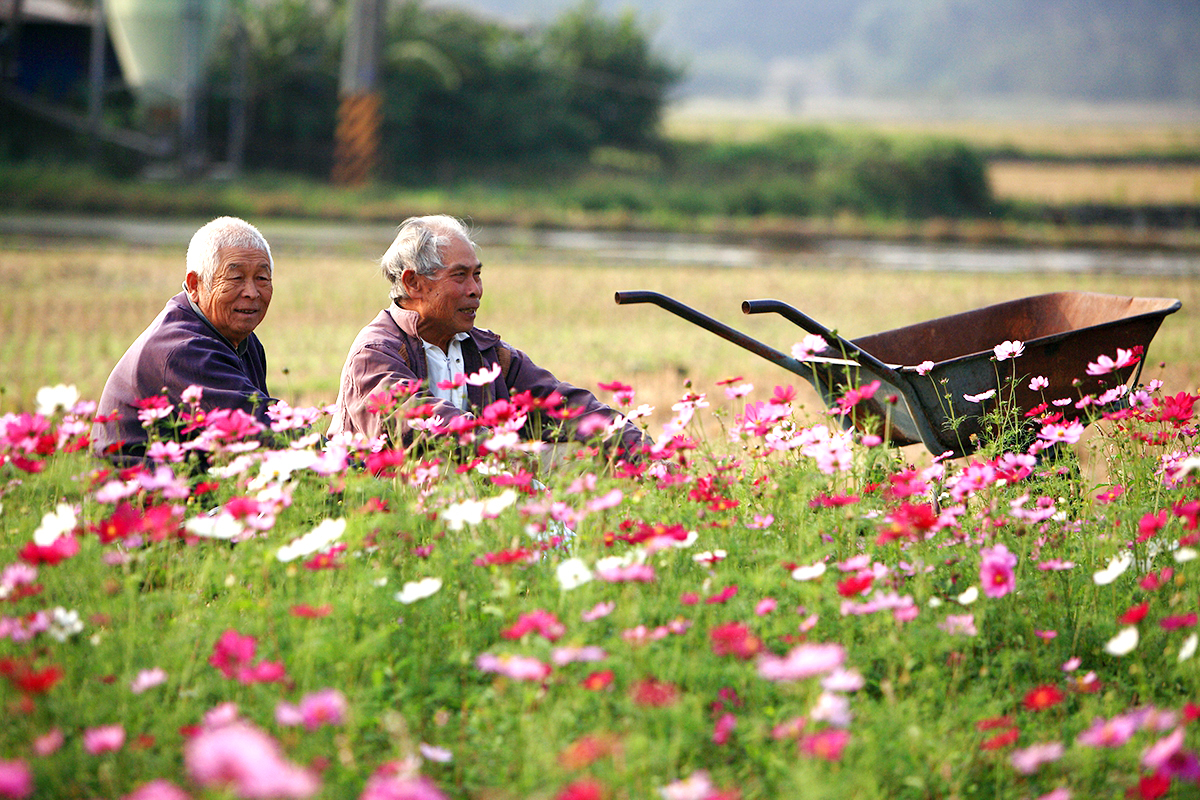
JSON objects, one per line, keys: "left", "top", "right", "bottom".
{"left": 187, "top": 245, "right": 273, "bottom": 347}
{"left": 406, "top": 235, "right": 483, "bottom": 351}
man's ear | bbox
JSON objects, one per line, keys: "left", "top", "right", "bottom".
{"left": 184, "top": 271, "right": 201, "bottom": 301}
{"left": 400, "top": 269, "right": 425, "bottom": 299}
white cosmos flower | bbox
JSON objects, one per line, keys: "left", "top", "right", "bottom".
{"left": 1093, "top": 553, "right": 1133, "bottom": 585}
{"left": 1104, "top": 626, "right": 1140, "bottom": 656}
{"left": 1179, "top": 634, "right": 1199, "bottom": 663}
{"left": 956, "top": 586, "right": 979, "bottom": 605}
{"left": 33, "top": 504, "right": 77, "bottom": 546}
{"left": 791, "top": 561, "right": 827, "bottom": 582}
{"left": 35, "top": 383, "right": 80, "bottom": 416}
{"left": 441, "top": 490, "right": 518, "bottom": 531}
{"left": 396, "top": 577, "right": 443, "bottom": 604}
{"left": 556, "top": 558, "right": 593, "bottom": 590}
{"left": 184, "top": 512, "right": 245, "bottom": 541}
{"left": 276, "top": 518, "right": 346, "bottom": 563}
{"left": 1175, "top": 547, "right": 1198, "bottom": 563}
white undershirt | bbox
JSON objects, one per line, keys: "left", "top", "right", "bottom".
{"left": 422, "top": 333, "right": 470, "bottom": 410}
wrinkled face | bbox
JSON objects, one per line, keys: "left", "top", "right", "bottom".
{"left": 187, "top": 245, "right": 273, "bottom": 347}
{"left": 404, "top": 235, "right": 483, "bottom": 352}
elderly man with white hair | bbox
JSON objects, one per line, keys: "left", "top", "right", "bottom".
{"left": 329, "top": 214, "right": 649, "bottom": 457}
{"left": 92, "top": 216, "right": 276, "bottom": 461}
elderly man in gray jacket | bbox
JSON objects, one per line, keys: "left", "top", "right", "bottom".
{"left": 328, "top": 215, "right": 648, "bottom": 457}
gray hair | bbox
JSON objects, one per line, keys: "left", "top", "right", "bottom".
{"left": 185, "top": 217, "right": 273, "bottom": 287}
{"left": 381, "top": 215, "right": 475, "bottom": 302}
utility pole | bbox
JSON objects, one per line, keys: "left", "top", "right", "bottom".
{"left": 332, "top": 0, "right": 384, "bottom": 185}
{"left": 180, "top": 0, "right": 206, "bottom": 175}
{"left": 87, "top": 0, "right": 107, "bottom": 165}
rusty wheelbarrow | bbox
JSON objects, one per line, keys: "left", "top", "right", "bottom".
{"left": 615, "top": 290, "right": 1181, "bottom": 457}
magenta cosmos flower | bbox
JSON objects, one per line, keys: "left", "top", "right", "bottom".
{"left": 979, "top": 543, "right": 1018, "bottom": 598}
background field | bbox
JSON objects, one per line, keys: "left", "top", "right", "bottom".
{"left": 2, "top": 234, "right": 1196, "bottom": 461}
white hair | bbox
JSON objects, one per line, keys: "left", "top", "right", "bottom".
{"left": 185, "top": 216, "right": 273, "bottom": 286}
{"left": 380, "top": 215, "right": 475, "bottom": 301}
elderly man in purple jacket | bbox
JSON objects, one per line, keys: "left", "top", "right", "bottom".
{"left": 329, "top": 215, "right": 649, "bottom": 457}
{"left": 91, "top": 216, "right": 276, "bottom": 461}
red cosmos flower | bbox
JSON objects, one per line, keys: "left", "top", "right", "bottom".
{"left": 712, "top": 712, "right": 737, "bottom": 745}
{"left": 93, "top": 503, "right": 143, "bottom": 544}
{"left": 555, "top": 779, "right": 605, "bottom": 800}
{"left": 558, "top": 734, "right": 621, "bottom": 769}
{"left": 290, "top": 604, "right": 332, "bottom": 618}
{"left": 1022, "top": 684, "right": 1065, "bottom": 711}
{"left": 1138, "top": 510, "right": 1170, "bottom": 543}
{"left": 836, "top": 574, "right": 873, "bottom": 598}
{"left": 581, "top": 670, "right": 614, "bottom": 691}
{"left": 365, "top": 449, "right": 404, "bottom": 477}
{"left": 1174, "top": 500, "right": 1200, "bottom": 531}
{"left": 473, "top": 548, "right": 536, "bottom": 566}
{"left": 598, "top": 380, "right": 633, "bottom": 393}
{"left": 501, "top": 610, "right": 565, "bottom": 642}
{"left": 303, "top": 543, "right": 347, "bottom": 570}
{"left": 629, "top": 677, "right": 679, "bottom": 707}
{"left": 18, "top": 535, "right": 79, "bottom": 566}
{"left": 1119, "top": 602, "right": 1151, "bottom": 625}
{"left": 710, "top": 622, "right": 762, "bottom": 660}
{"left": 1130, "top": 772, "right": 1171, "bottom": 800}
{"left": 0, "top": 659, "right": 64, "bottom": 695}
{"left": 1160, "top": 613, "right": 1198, "bottom": 631}
{"left": 975, "top": 715, "right": 1015, "bottom": 731}
{"left": 209, "top": 630, "right": 257, "bottom": 679}
{"left": 193, "top": 480, "right": 221, "bottom": 495}
{"left": 809, "top": 493, "right": 860, "bottom": 509}
{"left": 1155, "top": 391, "right": 1198, "bottom": 426}
{"left": 705, "top": 585, "right": 739, "bottom": 605}
{"left": 980, "top": 728, "right": 1020, "bottom": 750}
{"left": 833, "top": 380, "right": 881, "bottom": 416}
{"left": 1141, "top": 568, "right": 1176, "bottom": 591}
{"left": 877, "top": 501, "right": 941, "bottom": 545}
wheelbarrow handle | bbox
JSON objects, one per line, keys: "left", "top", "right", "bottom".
{"left": 740, "top": 299, "right": 909, "bottom": 387}
{"left": 614, "top": 291, "right": 822, "bottom": 379}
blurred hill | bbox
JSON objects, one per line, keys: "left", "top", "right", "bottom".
{"left": 434, "top": 0, "right": 1200, "bottom": 114}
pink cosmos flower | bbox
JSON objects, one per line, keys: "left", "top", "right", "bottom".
{"left": 963, "top": 389, "right": 997, "bottom": 404}
{"left": 1010, "top": 741, "right": 1064, "bottom": 774}
{"left": 1076, "top": 715, "right": 1138, "bottom": 748}
{"left": 130, "top": 667, "right": 168, "bottom": 694}
{"left": 1037, "top": 420, "right": 1085, "bottom": 445}
{"left": 122, "top": 780, "right": 191, "bottom": 800}
{"left": 0, "top": 760, "right": 32, "bottom": 799}
{"left": 757, "top": 642, "right": 845, "bottom": 682}
{"left": 275, "top": 688, "right": 347, "bottom": 731}
{"left": 361, "top": 765, "right": 447, "bottom": 800}
{"left": 915, "top": 360, "right": 935, "bottom": 375}
{"left": 1029, "top": 375, "right": 1049, "bottom": 391}
{"left": 939, "top": 614, "right": 977, "bottom": 636}
{"left": 1142, "top": 727, "right": 1186, "bottom": 773}
{"left": 712, "top": 713, "right": 737, "bottom": 745}
{"left": 502, "top": 610, "right": 566, "bottom": 642}
{"left": 185, "top": 721, "right": 319, "bottom": 799}
{"left": 800, "top": 729, "right": 850, "bottom": 761}
{"left": 833, "top": 380, "right": 880, "bottom": 415}
{"left": 475, "top": 653, "right": 551, "bottom": 682}
{"left": 31, "top": 728, "right": 63, "bottom": 757}
{"left": 993, "top": 340, "right": 1025, "bottom": 361}
{"left": 1087, "top": 347, "right": 1141, "bottom": 376}
{"left": 791, "top": 334, "right": 829, "bottom": 361}
{"left": 581, "top": 602, "right": 615, "bottom": 621}
{"left": 755, "top": 597, "right": 777, "bottom": 616}
{"left": 83, "top": 724, "right": 126, "bottom": 755}
{"left": 979, "top": 543, "right": 1018, "bottom": 598}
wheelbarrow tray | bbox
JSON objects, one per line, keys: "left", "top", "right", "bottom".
{"left": 763, "top": 291, "right": 1181, "bottom": 455}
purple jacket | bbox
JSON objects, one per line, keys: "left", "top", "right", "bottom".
{"left": 91, "top": 292, "right": 273, "bottom": 459}
{"left": 328, "top": 304, "right": 648, "bottom": 453}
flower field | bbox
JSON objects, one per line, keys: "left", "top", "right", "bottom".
{"left": 1, "top": 344, "right": 1199, "bottom": 800}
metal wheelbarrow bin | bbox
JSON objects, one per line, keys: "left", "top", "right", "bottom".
{"left": 615, "top": 290, "right": 1181, "bottom": 457}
